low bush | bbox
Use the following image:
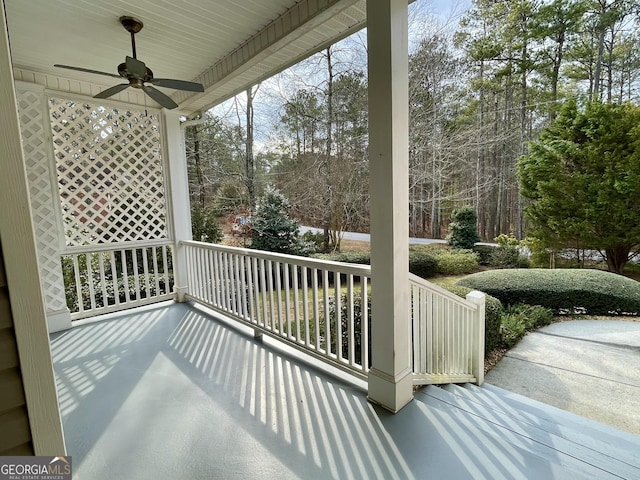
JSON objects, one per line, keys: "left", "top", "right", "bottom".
{"left": 500, "top": 304, "right": 554, "bottom": 348}
{"left": 431, "top": 249, "right": 479, "bottom": 275}
{"left": 507, "top": 304, "right": 554, "bottom": 329}
{"left": 299, "top": 294, "right": 370, "bottom": 367}
{"left": 312, "top": 251, "right": 371, "bottom": 265}
{"left": 408, "top": 250, "right": 439, "bottom": 278}
{"left": 64, "top": 274, "right": 174, "bottom": 312}
{"left": 314, "top": 249, "right": 440, "bottom": 278}
{"left": 489, "top": 246, "right": 530, "bottom": 268}
{"left": 325, "top": 285, "right": 504, "bottom": 363}
{"left": 473, "top": 244, "right": 497, "bottom": 266}
{"left": 486, "top": 234, "right": 530, "bottom": 268}
{"left": 301, "top": 231, "right": 325, "bottom": 252}
{"left": 440, "top": 284, "right": 504, "bottom": 356}
{"left": 500, "top": 314, "right": 528, "bottom": 348}
{"left": 456, "top": 268, "right": 640, "bottom": 315}
{"left": 328, "top": 293, "right": 371, "bottom": 367}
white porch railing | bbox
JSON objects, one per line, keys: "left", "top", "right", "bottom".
{"left": 410, "top": 273, "right": 485, "bottom": 386}
{"left": 61, "top": 241, "right": 175, "bottom": 320}
{"left": 181, "top": 241, "right": 371, "bottom": 379}
{"left": 181, "top": 241, "right": 486, "bottom": 386}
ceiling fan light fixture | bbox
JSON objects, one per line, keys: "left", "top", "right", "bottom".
{"left": 53, "top": 15, "right": 204, "bottom": 109}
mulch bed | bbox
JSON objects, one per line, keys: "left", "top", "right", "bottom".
{"left": 484, "top": 347, "right": 508, "bottom": 374}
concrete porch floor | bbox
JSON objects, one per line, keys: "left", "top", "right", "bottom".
{"left": 50, "top": 302, "right": 640, "bottom": 480}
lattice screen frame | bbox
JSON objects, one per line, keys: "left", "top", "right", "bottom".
{"left": 48, "top": 94, "right": 172, "bottom": 248}
{"left": 16, "top": 82, "right": 68, "bottom": 314}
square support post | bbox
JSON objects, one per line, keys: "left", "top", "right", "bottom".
{"left": 466, "top": 290, "right": 486, "bottom": 386}
{"left": 366, "top": 0, "right": 413, "bottom": 412}
{"left": 0, "top": 0, "right": 66, "bottom": 454}
{"left": 163, "top": 110, "right": 193, "bottom": 302}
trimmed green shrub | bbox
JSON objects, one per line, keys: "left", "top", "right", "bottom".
{"left": 501, "top": 314, "right": 527, "bottom": 348}
{"left": 456, "top": 269, "right": 640, "bottom": 315}
{"left": 324, "top": 285, "right": 506, "bottom": 364}
{"left": 500, "top": 304, "right": 554, "bottom": 348}
{"left": 510, "top": 304, "right": 554, "bottom": 329}
{"left": 440, "top": 284, "right": 504, "bottom": 356}
{"left": 64, "top": 273, "right": 174, "bottom": 312}
{"left": 488, "top": 234, "right": 530, "bottom": 268}
{"left": 446, "top": 206, "right": 480, "bottom": 249}
{"left": 314, "top": 250, "right": 439, "bottom": 279}
{"left": 431, "top": 249, "right": 479, "bottom": 275}
{"left": 409, "top": 250, "right": 439, "bottom": 279}
{"left": 489, "top": 246, "right": 530, "bottom": 268}
{"left": 473, "top": 244, "right": 497, "bottom": 266}
{"left": 299, "top": 293, "right": 370, "bottom": 367}
{"left": 313, "top": 251, "right": 371, "bottom": 265}
{"left": 328, "top": 293, "right": 371, "bottom": 367}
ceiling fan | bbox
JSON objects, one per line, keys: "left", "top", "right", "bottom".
{"left": 54, "top": 16, "right": 204, "bottom": 109}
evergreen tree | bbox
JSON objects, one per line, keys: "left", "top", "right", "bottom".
{"left": 519, "top": 99, "right": 640, "bottom": 273}
{"left": 191, "top": 204, "right": 223, "bottom": 243}
{"left": 447, "top": 207, "right": 481, "bottom": 249}
{"left": 250, "top": 188, "right": 313, "bottom": 256}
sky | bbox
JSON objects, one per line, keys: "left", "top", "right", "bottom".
{"left": 209, "top": 0, "right": 472, "bottom": 152}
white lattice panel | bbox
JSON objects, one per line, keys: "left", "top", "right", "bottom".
{"left": 16, "top": 86, "right": 68, "bottom": 312}
{"left": 48, "top": 97, "right": 168, "bottom": 246}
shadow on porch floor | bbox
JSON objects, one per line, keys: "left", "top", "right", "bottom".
{"left": 50, "top": 302, "right": 639, "bottom": 480}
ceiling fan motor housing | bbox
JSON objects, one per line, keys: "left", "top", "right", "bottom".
{"left": 118, "top": 62, "right": 154, "bottom": 84}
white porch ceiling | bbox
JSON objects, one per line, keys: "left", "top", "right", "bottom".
{"left": 5, "top": 0, "right": 366, "bottom": 115}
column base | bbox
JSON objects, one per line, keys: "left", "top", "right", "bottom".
{"left": 367, "top": 366, "right": 413, "bottom": 413}
{"left": 46, "top": 308, "right": 72, "bottom": 333}
{"left": 174, "top": 286, "right": 188, "bottom": 302}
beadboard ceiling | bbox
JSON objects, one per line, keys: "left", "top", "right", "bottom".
{"left": 5, "top": 0, "right": 366, "bottom": 115}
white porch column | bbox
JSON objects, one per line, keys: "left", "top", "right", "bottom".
{"left": 366, "top": 0, "right": 413, "bottom": 412}
{"left": 162, "top": 110, "right": 192, "bottom": 302}
{"left": 0, "top": 0, "right": 66, "bottom": 454}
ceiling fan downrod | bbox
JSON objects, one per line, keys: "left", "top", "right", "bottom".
{"left": 119, "top": 16, "right": 143, "bottom": 59}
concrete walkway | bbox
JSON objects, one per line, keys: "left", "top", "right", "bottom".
{"left": 485, "top": 319, "right": 640, "bottom": 435}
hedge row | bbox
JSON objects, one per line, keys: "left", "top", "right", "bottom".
{"left": 457, "top": 268, "right": 640, "bottom": 315}
{"left": 313, "top": 247, "right": 479, "bottom": 278}
{"left": 65, "top": 274, "right": 173, "bottom": 312}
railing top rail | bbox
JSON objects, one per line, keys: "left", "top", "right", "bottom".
{"left": 409, "top": 272, "right": 480, "bottom": 310}
{"left": 62, "top": 239, "right": 174, "bottom": 255}
{"left": 180, "top": 240, "right": 372, "bottom": 276}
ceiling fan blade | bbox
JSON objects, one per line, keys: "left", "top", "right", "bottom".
{"left": 54, "top": 64, "right": 122, "bottom": 79}
{"left": 149, "top": 78, "right": 204, "bottom": 92}
{"left": 126, "top": 56, "right": 147, "bottom": 78}
{"left": 94, "top": 84, "right": 130, "bottom": 99}
{"left": 143, "top": 85, "right": 179, "bottom": 109}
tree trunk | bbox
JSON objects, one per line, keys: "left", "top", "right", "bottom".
{"left": 245, "top": 87, "right": 256, "bottom": 211}
{"left": 550, "top": 29, "right": 564, "bottom": 120}
{"left": 593, "top": 26, "right": 606, "bottom": 100}
{"left": 193, "top": 125, "right": 205, "bottom": 209}
{"left": 605, "top": 245, "right": 630, "bottom": 274}
{"left": 323, "top": 47, "right": 334, "bottom": 251}
{"left": 477, "top": 58, "right": 486, "bottom": 239}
